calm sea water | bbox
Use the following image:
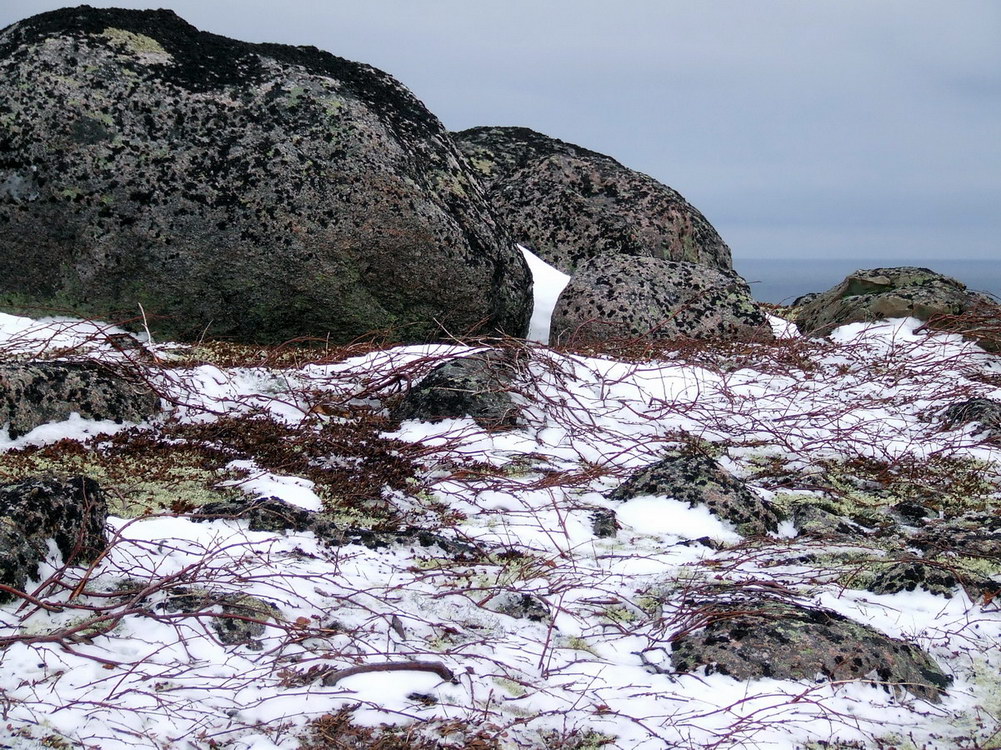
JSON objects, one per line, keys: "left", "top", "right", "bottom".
{"left": 732, "top": 257, "right": 1001, "bottom": 305}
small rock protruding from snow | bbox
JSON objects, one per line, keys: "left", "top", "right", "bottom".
{"left": 608, "top": 452, "right": 781, "bottom": 537}
{"left": 940, "top": 397, "right": 1001, "bottom": 439}
{"left": 671, "top": 595, "right": 952, "bottom": 702}
{"left": 0, "top": 361, "right": 159, "bottom": 439}
{"left": 390, "top": 350, "right": 522, "bottom": 429}
{"left": 0, "top": 476, "right": 108, "bottom": 600}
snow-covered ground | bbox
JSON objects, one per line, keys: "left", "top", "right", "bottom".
{"left": 1, "top": 260, "right": 1000, "bottom": 749}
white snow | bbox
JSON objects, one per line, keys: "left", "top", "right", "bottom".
{"left": 520, "top": 244, "right": 571, "bottom": 343}
{"left": 222, "top": 460, "right": 324, "bottom": 511}
{"left": 1, "top": 306, "right": 1000, "bottom": 749}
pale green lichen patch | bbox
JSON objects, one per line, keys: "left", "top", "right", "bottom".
{"left": 98, "top": 27, "right": 171, "bottom": 62}
{"left": 0, "top": 435, "right": 245, "bottom": 518}
{"left": 468, "top": 156, "right": 494, "bottom": 176}
{"left": 540, "top": 728, "right": 618, "bottom": 749}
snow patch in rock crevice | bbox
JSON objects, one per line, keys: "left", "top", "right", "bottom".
{"left": 520, "top": 244, "right": 570, "bottom": 343}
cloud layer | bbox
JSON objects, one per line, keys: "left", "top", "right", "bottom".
{"left": 3, "top": 0, "right": 999, "bottom": 260}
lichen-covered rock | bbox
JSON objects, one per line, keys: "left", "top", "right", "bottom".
{"left": 485, "top": 591, "right": 550, "bottom": 623}
{"left": 196, "top": 496, "right": 316, "bottom": 533}
{"left": 671, "top": 596, "right": 951, "bottom": 702}
{"left": 452, "top": 126, "right": 733, "bottom": 274}
{"left": 941, "top": 398, "right": 1001, "bottom": 440}
{"left": 159, "top": 588, "right": 281, "bottom": 648}
{"left": 0, "top": 361, "right": 159, "bottom": 438}
{"left": 867, "top": 561, "right": 1000, "bottom": 601}
{"left": 192, "top": 496, "right": 481, "bottom": 559}
{"left": 0, "top": 7, "right": 531, "bottom": 345}
{"left": 912, "top": 512, "right": 1001, "bottom": 560}
{"left": 390, "top": 350, "right": 521, "bottom": 429}
{"left": 608, "top": 453, "right": 780, "bottom": 537}
{"left": 0, "top": 476, "right": 107, "bottom": 600}
{"left": 790, "top": 503, "right": 866, "bottom": 540}
{"left": 795, "top": 267, "right": 999, "bottom": 338}
{"left": 549, "top": 256, "right": 773, "bottom": 346}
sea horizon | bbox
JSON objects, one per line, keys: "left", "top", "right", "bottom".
{"left": 732, "top": 256, "right": 1001, "bottom": 305}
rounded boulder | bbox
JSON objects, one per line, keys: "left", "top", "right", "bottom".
{"left": 453, "top": 126, "right": 733, "bottom": 274}
{"left": 0, "top": 7, "right": 531, "bottom": 344}
{"left": 549, "top": 256, "right": 772, "bottom": 345}
{"left": 795, "top": 267, "right": 998, "bottom": 339}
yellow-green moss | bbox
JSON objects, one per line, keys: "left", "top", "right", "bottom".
{"left": 98, "top": 27, "right": 170, "bottom": 58}
{"left": 560, "top": 636, "right": 599, "bottom": 657}
{"left": 468, "top": 157, "right": 494, "bottom": 176}
{"left": 0, "top": 443, "right": 244, "bottom": 518}
{"left": 492, "top": 676, "right": 528, "bottom": 697}
{"left": 601, "top": 605, "right": 641, "bottom": 625}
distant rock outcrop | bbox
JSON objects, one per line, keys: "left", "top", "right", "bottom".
{"left": 453, "top": 126, "right": 733, "bottom": 274}
{"left": 549, "top": 256, "right": 773, "bottom": 346}
{"left": 795, "top": 267, "right": 999, "bottom": 339}
{"left": 0, "top": 7, "right": 531, "bottom": 344}
{"left": 0, "top": 361, "right": 159, "bottom": 438}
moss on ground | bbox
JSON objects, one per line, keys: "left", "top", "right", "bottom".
{"left": 0, "top": 406, "right": 431, "bottom": 526}
{"left": 0, "top": 429, "right": 244, "bottom": 517}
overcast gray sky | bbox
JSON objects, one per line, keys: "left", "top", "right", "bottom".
{"left": 3, "top": 1, "right": 999, "bottom": 262}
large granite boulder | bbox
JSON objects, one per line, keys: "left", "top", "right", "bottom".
{"left": 0, "top": 7, "right": 531, "bottom": 344}
{"left": 453, "top": 126, "right": 733, "bottom": 274}
{"left": 795, "top": 267, "right": 999, "bottom": 338}
{"left": 549, "top": 256, "right": 772, "bottom": 346}
{"left": 0, "top": 476, "right": 108, "bottom": 600}
{"left": 671, "top": 595, "right": 951, "bottom": 702}
{"left": 608, "top": 453, "right": 780, "bottom": 537}
{"left": 0, "top": 361, "right": 159, "bottom": 438}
